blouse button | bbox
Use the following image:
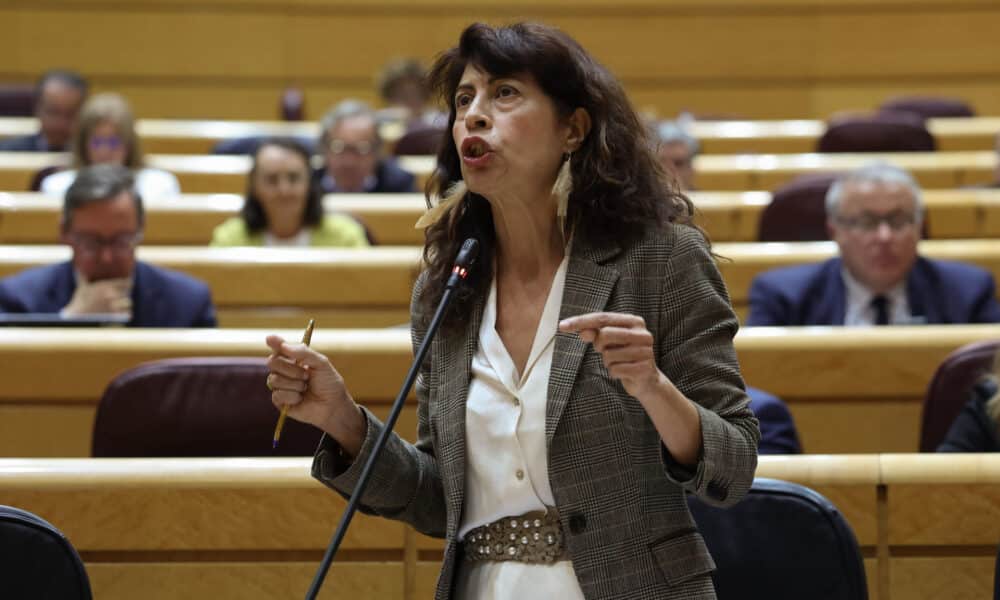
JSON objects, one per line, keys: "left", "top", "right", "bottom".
{"left": 515, "top": 469, "right": 525, "bottom": 480}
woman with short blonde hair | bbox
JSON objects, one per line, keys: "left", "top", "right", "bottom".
{"left": 41, "top": 93, "right": 180, "bottom": 199}
{"left": 938, "top": 353, "right": 1000, "bottom": 452}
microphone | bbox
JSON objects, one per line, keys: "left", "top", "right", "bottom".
{"left": 305, "top": 238, "right": 481, "bottom": 600}
{"left": 446, "top": 238, "right": 480, "bottom": 290}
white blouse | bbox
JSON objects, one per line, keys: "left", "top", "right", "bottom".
{"left": 456, "top": 254, "right": 585, "bottom": 599}
{"left": 41, "top": 167, "right": 181, "bottom": 200}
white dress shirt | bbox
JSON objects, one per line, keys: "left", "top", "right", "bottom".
{"left": 41, "top": 167, "right": 182, "bottom": 199}
{"left": 456, "top": 254, "right": 585, "bottom": 599}
{"left": 841, "top": 268, "right": 912, "bottom": 326}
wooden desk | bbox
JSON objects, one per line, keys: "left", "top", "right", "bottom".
{"left": 5, "top": 189, "right": 998, "bottom": 246}
{"left": 0, "top": 245, "right": 423, "bottom": 328}
{"left": 1, "top": 239, "right": 996, "bottom": 325}
{"left": 1, "top": 325, "right": 997, "bottom": 458}
{"left": 0, "top": 150, "right": 994, "bottom": 194}
{"left": 1, "top": 453, "right": 996, "bottom": 600}
{"left": 0, "top": 153, "right": 433, "bottom": 194}
{"left": 688, "top": 117, "right": 1000, "bottom": 154}
{"left": 2, "top": 116, "right": 997, "bottom": 155}
{"left": 0, "top": 193, "right": 429, "bottom": 246}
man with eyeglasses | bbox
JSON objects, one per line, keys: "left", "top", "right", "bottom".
{"left": 746, "top": 162, "right": 1000, "bottom": 326}
{"left": 314, "top": 99, "right": 416, "bottom": 194}
{"left": 0, "top": 70, "right": 87, "bottom": 152}
{"left": 0, "top": 165, "right": 217, "bottom": 327}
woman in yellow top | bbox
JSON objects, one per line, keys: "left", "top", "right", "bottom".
{"left": 211, "top": 138, "right": 370, "bottom": 247}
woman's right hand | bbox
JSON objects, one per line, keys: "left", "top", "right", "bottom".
{"left": 265, "top": 334, "right": 365, "bottom": 456}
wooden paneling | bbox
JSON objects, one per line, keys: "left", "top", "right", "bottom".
{"left": 1, "top": 325, "right": 998, "bottom": 456}
{"left": 3, "top": 1, "right": 1000, "bottom": 119}
{"left": 5, "top": 453, "right": 1000, "bottom": 599}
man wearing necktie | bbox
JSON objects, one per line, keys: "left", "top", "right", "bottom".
{"left": 746, "top": 162, "right": 1000, "bottom": 327}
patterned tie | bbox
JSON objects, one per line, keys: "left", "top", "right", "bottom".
{"left": 871, "top": 295, "right": 890, "bottom": 326}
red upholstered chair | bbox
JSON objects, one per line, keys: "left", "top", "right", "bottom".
{"left": 0, "top": 84, "right": 35, "bottom": 116}
{"left": 817, "top": 112, "right": 936, "bottom": 153}
{"left": 92, "top": 357, "right": 324, "bottom": 457}
{"left": 920, "top": 340, "right": 1000, "bottom": 452}
{"left": 758, "top": 174, "right": 839, "bottom": 242}
{"left": 392, "top": 125, "right": 446, "bottom": 156}
{"left": 280, "top": 86, "right": 305, "bottom": 121}
{"left": 880, "top": 96, "right": 975, "bottom": 119}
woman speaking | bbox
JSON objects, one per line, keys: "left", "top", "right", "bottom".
{"left": 265, "top": 22, "right": 759, "bottom": 600}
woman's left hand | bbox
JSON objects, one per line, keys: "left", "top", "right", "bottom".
{"left": 559, "top": 312, "right": 666, "bottom": 401}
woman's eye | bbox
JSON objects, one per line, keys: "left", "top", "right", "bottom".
{"left": 497, "top": 85, "right": 517, "bottom": 98}
{"left": 455, "top": 94, "right": 472, "bottom": 108}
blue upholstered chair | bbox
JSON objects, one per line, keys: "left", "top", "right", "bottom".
{"left": 0, "top": 505, "right": 92, "bottom": 599}
{"left": 688, "top": 478, "right": 868, "bottom": 600}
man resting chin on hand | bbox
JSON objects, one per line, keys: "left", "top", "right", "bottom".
{"left": 0, "top": 165, "right": 217, "bottom": 328}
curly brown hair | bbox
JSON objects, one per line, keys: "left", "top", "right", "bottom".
{"left": 418, "top": 22, "right": 699, "bottom": 332}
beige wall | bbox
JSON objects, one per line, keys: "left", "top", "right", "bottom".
{"left": 3, "top": 0, "right": 1000, "bottom": 119}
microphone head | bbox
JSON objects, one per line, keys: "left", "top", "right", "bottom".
{"left": 455, "top": 238, "right": 480, "bottom": 268}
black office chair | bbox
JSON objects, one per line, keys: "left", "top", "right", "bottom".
{"left": 0, "top": 505, "right": 93, "bottom": 599}
{"left": 688, "top": 478, "right": 868, "bottom": 600}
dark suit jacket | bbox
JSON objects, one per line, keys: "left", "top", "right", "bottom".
{"left": 937, "top": 379, "right": 1000, "bottom": 452}
{"left": 746, "top": 257, "right": 1000, "bottom": 326}
{"left": 313, "top": 224, "right": 760, "bottom": 599}
{"left": 0, "top": 261, "right": 217, "bottom": 327}
{"left": 0, "top": 132, "right": 59, "bottom": 152}
{"left": 747, "top": 387, "right": 802, "bottom": 454}
{"left": 313, "top": 158, "right": 416, "bottom": 194}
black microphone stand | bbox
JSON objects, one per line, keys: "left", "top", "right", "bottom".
{"left": 305, "top": 238, "right": 480, "bottom": 600}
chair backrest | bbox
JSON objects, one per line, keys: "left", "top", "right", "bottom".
{"left": 211, "top": 135, "right": 317, "bottom": 156}
{"left": 92, "top": 357, "right": 324, "bottom": 457}
{"left": 688, "top": 478, "right": 868, "bottom": 600}
{"left": 758, "top": 173, "right": 839, "bottom": 241}
{"left": 29, "top": 165, "right": 63, "bottom": 192}
{"left": 920, "top": 339, "right": 999, "bottom": 452}
{"left": 392, "top": 125, "right": 446, "bottom": 156}
{"left": 280, "top": 86, "right": 305, "bottom": 121}
{"left": 0, "top": 505, "right": 92, "bottom": 600}
{"left": 0, "top": 84, "right": 35, "bottom": 116}
{"left": 817, "top": 112, "right": 936, "bottom": 153}
{"left": 880, "top": 96, "right": 975, "bottom": 119}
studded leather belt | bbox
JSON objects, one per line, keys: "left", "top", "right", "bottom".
{"left": 462, "top": 508, "right": 566, "bottom": 564}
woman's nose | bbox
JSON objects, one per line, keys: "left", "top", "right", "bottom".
{"left": 464, "top": 98, "right": 491, "bottom": 131}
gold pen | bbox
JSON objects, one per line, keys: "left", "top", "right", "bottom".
{"left": 273, "top": 319, "right": 315, "bottom": 449}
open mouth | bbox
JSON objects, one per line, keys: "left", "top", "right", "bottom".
{"left": 461, "top": 137, "right": 492, "bottom": 159}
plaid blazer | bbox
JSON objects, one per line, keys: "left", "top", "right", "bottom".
{"left": 314, "top": 222, "right": 760, "bottom": 599}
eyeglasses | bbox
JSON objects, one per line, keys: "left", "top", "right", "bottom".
{"left": 834, "top": 211, "right": 918, "bottom": 233}
{"left": 69, "top": 232, "right": 143, "bottom": 257}
{"left": 87, "top": 135, "right": 123, "bottom": 150}
{"left": 327, "top": 139, "right": 375, "bottom": 156}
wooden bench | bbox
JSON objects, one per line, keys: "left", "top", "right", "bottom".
{"left": 3, "top": 239, "right": 997, "bottom": 326}
{"left": 4, "top": 189, "right": 999, "bottom": 245}
{"left": 1, "top": 324, "right": 997, "bottom": 458}
{"left": 2, "top": 116, "right": 998, "bottom": 155}
{"left": 0, "top": 453, "right": 996, "bottom": 600}
{"left": 0, "top": 150, "right": 995, "bottom": 193}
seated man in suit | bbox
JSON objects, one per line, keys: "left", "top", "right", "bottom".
{"left": 747, "top": 386, "right": 802, "bottom": 454}
{"left": 747, "top": 162, "right": 1000, "bottom": 326}
{"left": 0, "top": 70, "right": 88, "bottom": 152}
{"left": 0, "top": 165, "right": 217, "bottom": 327}
{"left": 314, "top": 99, "right": 416, "bottom": 194}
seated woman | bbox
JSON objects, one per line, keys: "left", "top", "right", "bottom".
{"left": 40, "top": 92, "right": 180, "bottom": 199}
{"left": 211, "top": 138, "right": 370, "bottom": 247}
{"left": 938, "top": 355, "right": 1000, "bottom": 452}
